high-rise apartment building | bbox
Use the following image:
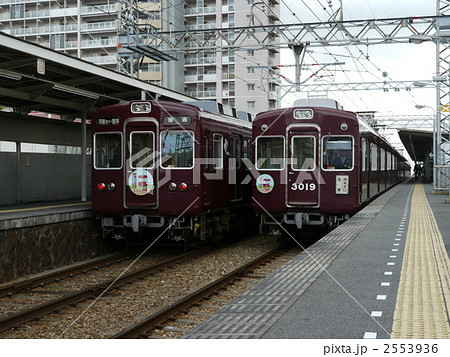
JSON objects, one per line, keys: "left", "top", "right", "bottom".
{"left": 0, "top": 0, "right": 280, "bottom": 113}
{"left": 182, "top": 0, "right": 280, "bottom": 113}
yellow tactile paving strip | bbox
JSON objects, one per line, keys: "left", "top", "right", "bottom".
{"left": 391, "top": 183, "right": 450, "bottom": 338}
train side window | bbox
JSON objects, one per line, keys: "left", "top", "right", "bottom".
{"left": 230, "top": 135, "right": 241, "bottom": 169}
{"left": 94, "top": 133, "right": 122, "bottom": 169}
{"left": 213, "top": 134, "right": 223, "bottom": 169}
{"left": 130, "top": 132, "right": 154, "bottom": 168}
{"left": 381, "top": 148, "right": 386, "bottom": 170}
{"left": 292, "top": 136, "right": 315, "bottom": 171}
{"left": 322, "top": 136, "right": 353, "bottom": 170}
{"left": 160, "top": 131, "right": 194, "bottom": 168}
{"left": 203, "top": 136, "right": 208, "bottom": 158}
{"left": 247, "top": 139, "right": 253, "bottom": 162}
{"left": 256, "top": 136, "right": 285, "bottom": 170}
{"left": 371, "top": 143, "right": 378, "bottom": 170}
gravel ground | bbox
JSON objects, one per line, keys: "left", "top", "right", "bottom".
{"left": 0, "top": 252, "right": 176, "bottom": 318}
{"left": 1, "top": 235, "right": 281, "bottom": 339}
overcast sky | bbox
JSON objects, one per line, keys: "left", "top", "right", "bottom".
{"left": 279, "top": 0, "right": 438, "bottom": 116}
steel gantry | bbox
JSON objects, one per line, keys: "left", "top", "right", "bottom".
{"left": 142, "top": 4, "right": 449, "bottom": 191}
{"left": 434, "top": 0, "right": 450, "bottom": 191}
{"left": 151, "top": 15, "right": 437, "bottom": 53}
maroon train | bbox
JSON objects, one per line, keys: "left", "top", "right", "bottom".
{"left": 91, "top": 100, "right": 253, "bottom": 246}
{"left": 252, "top": 100, "right": 409, "bottom": 235}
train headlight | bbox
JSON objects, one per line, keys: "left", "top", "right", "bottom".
{"left": 107, "top": 182, "right": 116, "bottom": 191}
{"left": 294, "top": 109, "right": 313, "bottom": 119}
{"left": 340, "top": 123, "right": 348, "bottom": 131}
{"left": 97, "top": 183, "right": 106, "bottom": 191}
{"left": 168, "top": 182, "right": 177, "bottom": 191}
{"left": 131, "top": 102, "right": 151, "bottom": 113}
{"left": 179, "top": 183, "right": 188, "bottom": 191}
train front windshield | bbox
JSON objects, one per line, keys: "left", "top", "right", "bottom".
{"left": 256, "top": 136, "right": 285, "bottom": 170}
{"left": 94, "top": 133, "right": 122, "bottom": 169}
{"left": 160, "top": 131, "right": 194, "bottom": 168}
{"left": 323, "top": 136, "right": 353, "bottom": 170}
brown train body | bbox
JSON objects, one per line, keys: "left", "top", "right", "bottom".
{"left": 92, "top": 100, "right": 253, "bottom": 246}
{"left": 252, "top": 103, "right": 409, "bottom": 233}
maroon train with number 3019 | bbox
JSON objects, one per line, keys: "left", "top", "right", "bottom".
{"left": 252, "top": 99, "right": 410, "bottom": 236}
{"left": 91, "top": 100, "right": 253, "bottom": 247}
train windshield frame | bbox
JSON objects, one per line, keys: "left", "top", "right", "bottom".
{"left": 256, "top": 136, "right": 285, "bottom": 170}
{"left": 322, "top": 135, "right": 354, "bottom": 171}
{"left": 160, "top": 130, "right": 195, "bottom": 169}
{"left": 93, "top": 132, "right": 123, "bottom": 170}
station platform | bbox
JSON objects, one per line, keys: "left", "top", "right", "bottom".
{"left": 184, "top": 180, "right": 450, "bottom": 339}
{"left": 0, "top": 200, "right": 92, "bottom": 230}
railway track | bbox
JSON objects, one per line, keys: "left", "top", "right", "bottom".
{"left": 112, "top": 245, "right": 302, "bottom": 338}
{"left": 0, "top": 248, "right": 206, "bottom": 334}
{"left": 0, "top": 235, "right": 301, "bottom": 338}
{"left": 0, "top": 251, "right": 138, "bottom": 298}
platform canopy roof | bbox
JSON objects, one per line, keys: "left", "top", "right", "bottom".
{"left": 398, "top": 129, "right": 434, "bottom": 163}
{"left": 0, "top": 32, "right": 193, "bottom": 121}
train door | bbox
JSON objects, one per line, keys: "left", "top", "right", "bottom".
{"left": 124, "top": 118, "right": 158, "bottom": 208}
{"left": 202, "top": 134, "right": 211, "bottom": 206}
{"left": 361, "top": 138, "right": 369, "bottom": 203}
{"left": 230, "top": 134, "right": 243, "bottom": 201}
{"left": 287, "top": 127, "right": 319, "bottom": 206}
{"left": 370, "top": 142, "right": 379, "bottom": 197}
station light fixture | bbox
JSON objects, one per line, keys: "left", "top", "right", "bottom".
{"left": 53, "top": 84, "right": 99, "bottom": 100}
{"left": 0, "top": 69, "right": 22, "bottom": 81}
{"left": 408, "top": 34, "right": 432, "bottom": 44}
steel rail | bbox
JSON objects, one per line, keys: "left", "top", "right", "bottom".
{"left": 0, "top": 248, "right": 209, "bottom": 333}
{"left": 111, "top": 246, "right": 286, "bottom": 339}
{"left": 0, "top": 251, "right": 138, "bottom": 298}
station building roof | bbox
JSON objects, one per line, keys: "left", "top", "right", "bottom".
{"left": 0, "top": 32, "right": 193, "bottom": 121}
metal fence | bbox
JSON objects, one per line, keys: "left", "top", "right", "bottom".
{"left": 434, "top": 165, "right": 450, "bottom": 193}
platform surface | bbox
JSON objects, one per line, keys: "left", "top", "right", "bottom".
{"left": 184, "top": 180, "right": 450, "bottom": 339}
{"left": 0, "top": 200, "right": 92, "bottom": 229}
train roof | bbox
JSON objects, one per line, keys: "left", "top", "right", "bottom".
{"left": 293, "top": 98, "right": 343, "bottom": 110}
{"left": 93, "top": 100, "right": 252, "bottom": 130}
{"left": 253, "top": 105, "right": 408, "bottom": 162}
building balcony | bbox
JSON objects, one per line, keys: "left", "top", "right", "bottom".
{"left": 185, "top": 6, "right": 216, "bottom": 16}
{"left": 5, "top": 21, "right": 117, "bottom": 37}
{"left": 185, "top": 23, "right": 216, "bottom": 31}
{"left": 63, "top": 38, "right": 117, "bottom": 50}
{"left": 185, "top": 73, "right": 217, "bottom": 82}
{"left": 0, "top": 0, "right": 39, "bottom": 4}
{"left": 82, "top": 55, "right": 117, "bottom": 66}
{"left": 184, "top": 89, "right": 217, "bottom": 98}
{"left": 198, "top": 90, "right": 217, "bottom": 98}
{"left": 185, "top": 56, "right": 217, "bottom": 66}
{"left": 2, "top": 5, "right": 117, "bottom": 22}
